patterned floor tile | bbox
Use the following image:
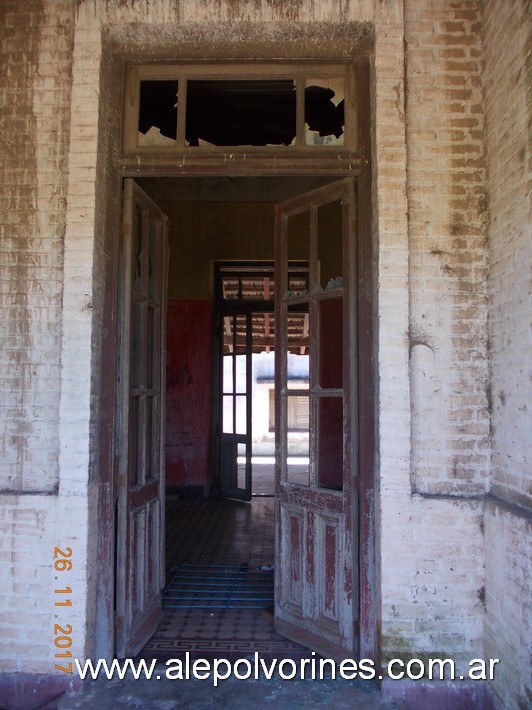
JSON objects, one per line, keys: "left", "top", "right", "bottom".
{"left": 138, "top": 497, "right": 310, "bottom": 660}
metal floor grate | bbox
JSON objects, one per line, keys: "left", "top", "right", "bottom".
{"left": 163, "top": 563, "right": 274, "bottom": 610}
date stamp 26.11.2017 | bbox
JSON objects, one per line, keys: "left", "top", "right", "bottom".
{"left": 52, "top": 546, "right": 74, "bottom": 674}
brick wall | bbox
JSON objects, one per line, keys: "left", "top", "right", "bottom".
{"left": 0, "top": 0, "right": 86, "bottom": 678}
{"left": 406, "top": 0, "right": 490, "bottom": 495}
{"left": 483, "top": 0, "right": 531, "bottom": 706}
{"left": 0, "top": 495, "right": 89, "bottom": 674}
{"left": 484, "top": 501, "right": 530, "bottom": 708}
{"left": 0, "top": 0, "right": 73, "bottom": 492}
{"left": 379, "top": 0, "right": 487, "bottom": 671}
{"left": 483, "top": 0, "right": 530, "bottom": 510}
{"left": 59, "top": 0, "right": 109, "bottom": 667}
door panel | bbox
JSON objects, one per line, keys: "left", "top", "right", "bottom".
{"left": 279, "top": 504, "right": 304, "bottom": 610}
{"left": 274, "top": 178, "right": 358, "bottom": 660}
{"left": 116, "top": 179, "right": 169, "bottom": 657}
{"left": 315, "top": 511, "right": 342, "bottom": 626}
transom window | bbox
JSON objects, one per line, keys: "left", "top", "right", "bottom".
{"left": 123, "top": 63, "right": 358, "bottom": 152}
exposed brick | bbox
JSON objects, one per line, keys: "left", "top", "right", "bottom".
{"left": 482, "top": 1, "right": 531, "bottom": 706}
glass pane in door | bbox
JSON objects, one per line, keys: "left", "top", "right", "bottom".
{"left": 286, "top": 393, "right": 310, "bottom": 487}
{"left": 317, "top": 199, "right": 343, "bottom": 290}
{"left": 235, "top": 395, "right": 247, "bottom": 435}
{"left": 148, "top": 213, "right": 160, "bottom": 300}
{"left": 287, "top": 211, "right": 310, "bottom": 295}
{"left": 318, "top": 297, "right": 343, "bottom": 390}
{"left": 237, "top": 442, "right": 248, "bottom": 490}
{"left": 222, "top": 352, "right": 234, "bottom": 392}
{"left": 317, "top": 396, "right": 343, "bottom": 491}
{"left": 222, "top": 395, "right": 234, "bottom": 434}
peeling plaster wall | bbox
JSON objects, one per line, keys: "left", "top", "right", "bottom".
{"left": 0, "top": 1, "right": 528, "bottom": 699}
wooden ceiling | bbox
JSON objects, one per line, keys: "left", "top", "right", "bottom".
{"left": 219, "top": 268, "right": 309, "bottom": 355}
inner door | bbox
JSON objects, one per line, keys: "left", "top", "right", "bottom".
{"left": 274, "top": 178, "right": 358, "bottom": 659}
{"left": 218, "top": 309, "right": 252, "bottom": 501}
{"left": 116, "top": 179, "right": 169, "bottom": 657}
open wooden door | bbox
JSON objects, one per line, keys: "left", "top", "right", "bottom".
{"left": 116, "top": 179, "right": 169, "bottom": 657}
{"left": 274, "top": 178, "right": 359, "bottom": 660}
{"left": 218, "top": 309, "right": 252, "bottom": 501}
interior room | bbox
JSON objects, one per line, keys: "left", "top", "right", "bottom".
{"left": 134, "top": 175, "right": 337, "bottom": 657}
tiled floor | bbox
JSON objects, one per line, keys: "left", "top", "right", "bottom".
{"left": 141, "top": 496, "right": 309, "bottom": 660}
{"left": 164, "top": 496, "right": 275, "bottom": 576}
{"left": 163, "top": 563, "right": 274, "bottom": 610}
{"left": 56, "top": 496, "right": 404, "bottom": 708}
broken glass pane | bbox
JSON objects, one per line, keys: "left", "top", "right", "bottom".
{"left": 304, "top": 79, "right": 345, "bottom": 146}
{"left": 138, "top": 80, "right": 178, "bottom": 145}
{"left": 186, "top": 79, "right": 296, "bottom": 146}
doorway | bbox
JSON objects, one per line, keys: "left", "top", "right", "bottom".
{"left": 137, "top": 175, "right": 334, "bottom": 503}
{"left": 117, "top": 175, "right": 367, "bottom": 658}
{"left": 126, "top": 177, "right": 341, "bottom": 658}
{"left": 215, "top": 261, "right": 310, "bottom": 500}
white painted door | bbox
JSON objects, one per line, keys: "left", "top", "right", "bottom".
{"left": 274, "top": 178, "right": 359, "bottom": 660}
{"left": 116, "top": 179, "right": 169, "bottom": 657}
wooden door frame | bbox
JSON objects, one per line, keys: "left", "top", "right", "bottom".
{"left": 96, "top": 57, "right": 376, "bottom": 664}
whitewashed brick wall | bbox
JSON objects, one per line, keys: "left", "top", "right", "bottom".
{"left": 484, "top": 502, "right": 530, "bottom": 708}
{"left": 0, "top": 496, "right": 89, "bottom": 674}
{"left": 406, "top": 0, "right": 490, "bottom": 495}
{"left": 0, "top": 0, "right": 73, "bottom": 493}
{"left": 483, "top": 0, "right": 531, "bottom": 707}
{"left": 379, "top": 0, "right": 486, "bottom": 671}
{"left": 0, "top": 0, "right": 91, "bottom": 677}
{"left": 483, "top": 0, "right": 531, "bottom": 510}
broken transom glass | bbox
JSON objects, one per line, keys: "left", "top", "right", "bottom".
{"left": 127, "top": 65, "right": 355, "bottom": 151}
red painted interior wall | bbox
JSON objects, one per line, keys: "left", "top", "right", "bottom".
{"left": 165, "top": 300, "right": 213, "bottom": 492}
